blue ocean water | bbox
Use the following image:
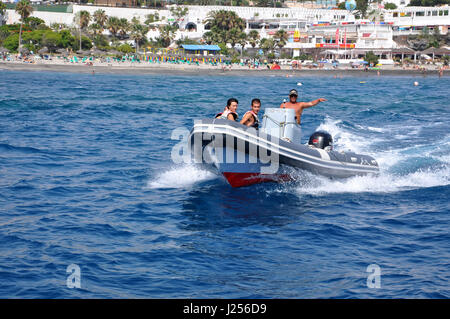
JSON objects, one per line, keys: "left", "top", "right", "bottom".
{"left": 0, "top": 70, "right": 449, "bottom": 298}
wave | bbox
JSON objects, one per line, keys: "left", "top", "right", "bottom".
{"left": 0, "top": 143, "right": 43, "bottom": 154}
{"left": 287, "top": 117, "right": 450, "bottom": 195}
{"left": 146, "top": 164, "right": 217, "bottom": 189}
{"left": 291, "top": 166, "right": 449, "bottom": 195}
{"left": 148, "top": 117, "right": 449, "bottom": 193}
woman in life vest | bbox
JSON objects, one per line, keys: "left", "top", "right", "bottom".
{"left": 240, "top": 98, "right": 261, "bottom": 129}
{"left": 215, "top": 98, "right": 239, "bottom": 121}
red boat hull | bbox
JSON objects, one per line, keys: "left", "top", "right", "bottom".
{"left": 222, "top": 172, "right": 291, "bottom": 187}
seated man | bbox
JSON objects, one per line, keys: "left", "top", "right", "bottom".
{"left": 240, "top": 98, "right": 261, "bottom": 129}
{"left": 215, "top": 98, "right": 239, "bottom": 121}
{"left": 280, "top": 89, "right": 327, "bottom": 125}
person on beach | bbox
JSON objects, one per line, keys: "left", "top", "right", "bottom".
{"left": 280, "top": 89, "right": 327, "bottom": 125}
{"left": 216, "top": 98, "right": 239, "bottom": 121}
{"left": 240, "top": 98, "right": 261, "bottom": 129}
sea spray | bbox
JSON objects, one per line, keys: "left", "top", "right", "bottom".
{"left": 147, "top": 164, "right": 217, "bottom": 189}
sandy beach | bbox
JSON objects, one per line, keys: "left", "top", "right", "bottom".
{"left": 1, "top": 59, "right": 448, "bottom": 77}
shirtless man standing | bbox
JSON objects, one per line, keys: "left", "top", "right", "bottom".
{"left": 280, "top": 89, "right": 327, "bottom": 125}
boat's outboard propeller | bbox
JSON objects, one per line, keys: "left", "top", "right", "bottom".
{"left": 309, "top": 131, "right": 333, "bottom": 150}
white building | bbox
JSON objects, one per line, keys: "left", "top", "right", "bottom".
{"left": 4, "top": 3, "right": 448, "bottom": 56}
{"left": 290, "top": 21, "right": 395, "bottom": 50}
{"left": 384, "top": 6, "right": 450, "bottom": 34}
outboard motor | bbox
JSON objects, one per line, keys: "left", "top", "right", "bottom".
{"left": 308, "top": 131, "right": 333, "bottom": 150}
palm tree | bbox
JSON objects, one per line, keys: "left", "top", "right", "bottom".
{"left": 107, "top": 16, "right": 121, "bottom": 39}
{"left": 118, "top": 18, "right": 130, "bottom": 39}
{"left": 202, "top": 31, "right": 214, "bottom": 45}
{"left": 15, "top": 0, "right": 34, "bottom": 52}
{"left": 169, "top": 5, "right": 189, "bottom": 24}
{"left": 88, "top": 23, "right": 103, "bottom": 37}
{"left": 260, "top": 37, "right": 276, "bottom": 55}
{"left": 228, "top": 27, "right": 246, "bottom": 48}
{"left": 93, "top": 9, "right": 108, "bottom": 32}
{"left": 205, "top": 10, "right": 246, "bottom": 47}
{"left": 247, "top": 30, "right": 260, "bottom": 48}
{"left": 144, "top": 12, "right": 160, "bottom": 28}
{"left": 74, "top": 10, "right": 91, "bottom": 50}
{"left": 158, "top": 24, "right": 177, "bottom": 47}
{"left": 205, "top": 10, "right": 246, "bottom": 32}
{"left": 274, "top": 29, "right": 288, "bottom": 49}
{"left": 0, "top": 2, "right": 7, "bottom": 24}
{"left": 130, "top": 23, "right": 149, "bottom": 53}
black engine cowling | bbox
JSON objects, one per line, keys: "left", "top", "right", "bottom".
{"left": 308, "top": 131, "right": 333, "bottom": 150}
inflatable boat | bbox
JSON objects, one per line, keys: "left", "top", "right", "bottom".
{"left": 188, "top": 108, "right": 379, "bottom": 187}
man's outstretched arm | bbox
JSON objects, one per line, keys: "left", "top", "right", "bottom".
{"left": 302, "top": 98, "right": 327, "bottom": 108}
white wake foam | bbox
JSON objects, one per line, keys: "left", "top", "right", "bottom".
{"left": 295, "top": 166, "right": 450, "bottom": 195}
{"left": 147, "top": 164, "right": 217, "bottom": 189}
{"left": 315, "top": 117, "right": 381, "bottom": 154}
{"left": 290, "top": 118, "right": 450, "bottom": 195}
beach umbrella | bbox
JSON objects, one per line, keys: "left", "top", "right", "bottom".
{"left": 56, "top": 48, "right": 69, "bottom": 56}
{"left": 38, "top": 47, "right": 49, "bottom": 55}
{"left": 108, "top": 50, "right": 121, "bottom": 55}
{"left": 76, "top": 50, "right": 90, "bottom": 55}
{"left": 90, "top": 49, "right": 104, "bottom": 56}
{"left": 19, "top": 47, "right": 30, "bottom": 55}
{"left": 0, "top": 47, "right": 9, "bottom": 53}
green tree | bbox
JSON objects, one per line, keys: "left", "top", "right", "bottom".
{"left": 92, "top": 34, "right": 109, "bottom": 50}
{"left": 384, "top": 2, "right": 397, "bottom": 9}
{"left": 21, "top": 29, "right": 45, "bottom": 51}
{"left": 88, "top": 23, "right": 103, "bottom": 37}
{"left": 74, "top": 36, "right": 92, "bottom": 51}
{"left": 430, "top": 27, "right": 442, "bottom": 48}
{"left": 24, "top": 17, "right": 45, "bottom": 30}
{"left": 274, "top": 29, "right": 288, "bottom": 49}
{"left": 218, "top": 42, "right": 229, "bottom": 56}
{"left": 364, "top": 51, "right": 379, "bottom": 66}
{"left": 204, "top": 10, "right": 246, "bottom": 47}
{"left": 260, "top": 37, "right": 276, "bottom": 55}
{"left": 15, "top": 0, "right": 34, "bottom": 52}
{"left": 227, "top": 27, "right": 246, "bottom": 48}
{"left": 247, "top": 30, "right": 260, "bottom": 48}
{"left": 107, "top": 16, "right": 121, "bottom": 39}
{"left": 118, "top": 18, "right": 130, "bottom": 39}
{"left": 169, "top": 5, "right": 189, "bottom": 25}
{"left": 0, "top": 28, "right": 10, "bottom": 46}
{"left": 0, "top": 2, "right": 7, "bottom": 26}
{"left": 157, "top": 24, "right": 177, "bottom": 47}
{"left": 130, "top": 21, "right": 149, "bottom": 53}
{"left": 93, "top": 9, "right": 108, "bottom": 31}
{"left": 117, "top": 43, "right": 134, "bottom": 54}
{"left": 145, "top": 12, "right": 160, "bottom": 27}
{"left": 408, "top": 0, "right": 448, "bottom": 5}
{"left": 0, "top": 2, "right": 6, "bottom": 16}
{"left": 41, "top": 31, "right": 62, "bottom": 52}
{"left": 59, "top": 30, "right": 76, "bottom": 49}
{"left": 202, "top": 31, "right": 213, "bottom": 44}
{"left": 356, "top": 0, "right": 369, "bottom": 19}
{"left": 3, "top": 33, "right": 19, "bottom": 52}
{"left": 50, "top": 23, "right": 68, "bottom": 31}
{"left": 74, "top": 10, "right": 91, "bottom": 50}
